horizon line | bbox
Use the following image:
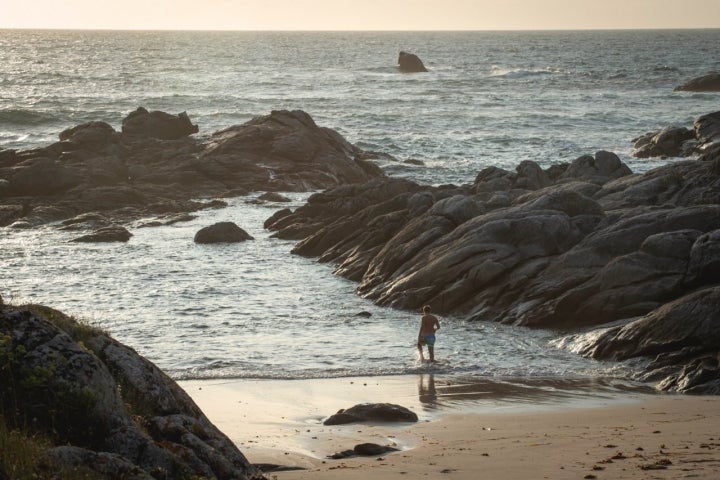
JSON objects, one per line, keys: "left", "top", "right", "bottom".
{"left": 1, "top": 26, "right": 719, "bottom": 33}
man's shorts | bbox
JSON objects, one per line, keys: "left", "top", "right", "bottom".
{"left": 420, "top": 335, "right": 436, "bottom": 346}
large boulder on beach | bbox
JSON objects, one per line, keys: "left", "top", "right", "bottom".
{"left": 121, "top": 107, "right": 199, "bottom": 140}
{"left": 194, "top": 221, "right": 254, "bottom": 244}
{"left": 398, "top": 51, "right": 428, "bottom": 73}
{"left": 674, "top": 72, "right": 720, "bottom": 92}
{"left": 324, "top": 403, "right": 418, "bottom": 425}
{"left": 0, "top": 305, "right": 261, "bottom": 479}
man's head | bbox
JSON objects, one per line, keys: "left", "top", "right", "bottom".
{"left": 422, "top": 305, "right": 431, "bottom": 314}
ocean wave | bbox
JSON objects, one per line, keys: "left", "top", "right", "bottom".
{"left": 0, "top": 108, "right": 62, "bottom": 126}
{"left": 489, "top": 65, "right": 561, "bottom": 79}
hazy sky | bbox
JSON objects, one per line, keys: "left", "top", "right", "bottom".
{"left": 2, "top": 0, "right": 719, "bottom": 30}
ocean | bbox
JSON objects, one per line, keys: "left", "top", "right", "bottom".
{"left": 1, "top": 29, "right": 718, "bottom": 390}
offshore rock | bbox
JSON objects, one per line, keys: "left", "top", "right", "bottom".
{"left": 194, "top": 221, "right": 254, "bottom": 244}
{"left": 398, "top": 51, "right": 428, "bottom": 73}
{"left": 0, "top": 108, "right": 384, "bottom": 228}
{"left": 0, "top": 305, "right": 262, "bottom": 479}
{"left": 674, "top": 72, "right": 720, "bottom": 92}
{"left": 70, "top": 225, "right": 133, "bottom": 243}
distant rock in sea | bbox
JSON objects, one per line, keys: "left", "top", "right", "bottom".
{"left": 674, "top": 72, "right": 720, "bottom": 92}
{"left": 398, "top": 51, "right": 428, "bottom": 73}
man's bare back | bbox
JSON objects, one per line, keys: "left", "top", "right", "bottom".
{"left": 417, "top": 305, "right": 440, "bottom": 362}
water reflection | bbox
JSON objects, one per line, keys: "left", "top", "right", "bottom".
{"left": 416, "top": 374, "right": 656, "bottom": 412}
{"left": 417, "top": 374, "right": 437, "bottom": 408}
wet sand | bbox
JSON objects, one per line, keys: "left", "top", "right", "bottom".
{"left": 181, "top": 375, "right": 720, "bottom": 479}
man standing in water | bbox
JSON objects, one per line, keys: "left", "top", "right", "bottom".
{"left": 417, "top": 305, "right": 440, "bottom": 362}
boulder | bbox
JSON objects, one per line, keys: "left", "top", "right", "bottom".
{"left": 257, "top": 192, "right": 292, "bottom": 202}
{"left": 674, "top": 72, "right": 720, "bottom": 92}
{"left": 0, "top": 305, "right": 261, "bottom": 479}
{"left": 121, "top": 107, "right": 199, "bottom": 140}
{"left": 194, "top": 221, "right": 254, "bottom": 244}
{"left": 323, "top": 403, "right": 418, "bottom": 425}
{"left": 71, "top": 225, "right": 133, "bottom": 243}
{"left": 398, "top": 51, "right": 428, "bottom": 73}
{"left": 632, "top": 126, "right": 696, "bottom": 158}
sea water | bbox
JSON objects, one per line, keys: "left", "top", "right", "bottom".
{"left": 1, "top": 29, "right": 718, "bottom": 390}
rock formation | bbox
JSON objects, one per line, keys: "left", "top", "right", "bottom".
{"left": 398, "top": 51, "right": 428, "bottom": 73}
{"left": 266, "top": 145, "right": 720, "bottom": 392}
{"left": 0, "top": 108, "right": 384, "bottom": 229}
{"left": 633, "top": 111, "right": 720, "bottom": 158}
{"left": 121, "top": 107, "right": 199, "bottom": 140}
{"left": 194, "top": 221, "right": 254, "bottom": 244}
{"left": 323, "top": 403, "right": 419, "bottom": 425}
{"left": 674, "top": 72, "right": 720, "bottom": 92}
{"left": 0, "top": 304, "right": 263, "bottom": 479}
{"left": 70, "top": 225, "right": 133, "bottom": 243}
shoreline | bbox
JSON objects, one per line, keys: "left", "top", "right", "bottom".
{"left": 178, "top": 375, "right": 720, "bottom": 479}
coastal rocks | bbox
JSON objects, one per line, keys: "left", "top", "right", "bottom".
{"left": 5, "top": 157, "right": 80, "bottom": 196}
{"left": 0, "top": 108, "right": 384, "bottom": 227}
{"left": 398, "top": 51, "right": 428, "bottom": 72}
{"left": 202, "top": 109, "right": 383, "bottom": 192}
{"left": 0, "top": 305, "right": 261, "bottom": 479}
{"left": 194, "top": 221, "right": 253, "bottom": 244}
{"left": 121, "top": 107, "right": 199, "bottom": 140}
{"left": 633, "top": 126, "right": 696, "bottom": 158}
{"left": 674, "top": 72, "right": 720, "bottom": 92}
{"left": 632, "top": 111, "right": 720, "bottom": 158}
{"left": 572, "top": 286, "right": 720, "bottom": 394}
{"left": 70, "top": 225, "right": 133, "bottom": 243}
{"left": 267, "top": 151, "right": 720, "bottom": 329}
{"left": 323, "top": 403, "right": 419, "bottom": 425}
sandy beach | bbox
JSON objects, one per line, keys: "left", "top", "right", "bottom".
{"left": 181, "top": 375, "right": 720, "bottom": 479}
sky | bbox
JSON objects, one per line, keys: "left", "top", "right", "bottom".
{"left": 1, "top": 0, "right": 719, "bottom": 31}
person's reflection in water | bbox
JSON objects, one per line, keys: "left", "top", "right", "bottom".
{"left": 418, "top": 374, "right": 438, "bottom": 409}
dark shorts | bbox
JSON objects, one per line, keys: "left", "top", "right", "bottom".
{"left": 419, "top": 335, "right": 436, "bottom": 346}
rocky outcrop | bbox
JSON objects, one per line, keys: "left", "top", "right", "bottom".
{"left": 194, "top": 221, "right": 254, "bottom": 244}
{"left": 568, "top": 286, "right": 720, "bottom": 394}
{"left": 121, "top": 107, "right": 199, "bottom": 140}
{"left": 70, "top": 225, "right": 133, "bottom": 243}
{"left": 0, "top": 304, "right": 263, "bottom": 479}
{"left": 674, "top": 72, "right": 720, "bottom": 92}
{"left": 633, "top": 111, "right": 720, "bottom": 158}
{"left": 266, "top": 148, "right": 720, "bottom": 392}
{"left": 323, "top": 403, "right": 419, "bottom": 425}
{"left": 0, "top": 108, "right": 384, "bottom": 228}
{"left": 398, "top": 51, "right": 428, "bottom": 73}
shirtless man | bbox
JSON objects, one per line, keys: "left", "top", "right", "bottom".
{"left": 417, "top": 305, "right": 440, "bottom": 362}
